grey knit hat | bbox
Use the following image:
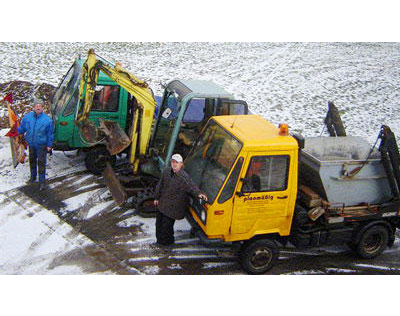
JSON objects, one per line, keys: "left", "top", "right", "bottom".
{"left": 33, "top": 98, "right": 44, "bottom": 106}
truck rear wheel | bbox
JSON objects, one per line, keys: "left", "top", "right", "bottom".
{"left": 239, "top": 239, "right": 278, "bottom": 274}
{"left": 357, "top": 225, "right": 389, "bottom": 259}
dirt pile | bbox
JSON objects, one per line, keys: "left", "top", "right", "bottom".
{"left": 0, "top": 81, "right": 56, "bottom": 128}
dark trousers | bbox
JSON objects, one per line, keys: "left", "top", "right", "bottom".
{"left": 156, "top": 211, "right": 176, "bottom": 245}
{"left": 29, "top": 146, "right": 47, "bottom": 183}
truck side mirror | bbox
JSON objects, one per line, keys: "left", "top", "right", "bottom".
{"left": 240, "top": 175, "right": 261, "bottom": 192}
{"left": 238, "top": 177, "right": 249, "bottom": 195}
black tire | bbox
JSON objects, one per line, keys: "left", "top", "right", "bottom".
{"left": 356, "top": 225, "right": 389, "bottom": 259}
{"left": 137, "top": 198, "right": 158, "bottom": 218}
{"left": 85, "top": 147, "right": 116, "bottom": 175}
{"left": 134, "top": 189, "right": 157, "bottom": 218}
{"left": 239, "top": 239, "right": 278, "bottom": 274}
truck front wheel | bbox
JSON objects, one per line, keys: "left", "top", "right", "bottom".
{"left": 239, "top": 239, "right": 278, "bottom": 274}
{"left": 357, "top": 225, "right": 389, "bottom": 259}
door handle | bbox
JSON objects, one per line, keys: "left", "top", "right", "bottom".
{"left": 277, "top": 195, "right": 288, "bottom": 199}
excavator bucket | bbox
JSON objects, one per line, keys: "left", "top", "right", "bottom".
{"left": 78, "top": 120, "right": 100, "bottom": 144}
{"left": 103, "top": 162, "right": 127, "bottom": 205}
{"left": 99, "top": 119, "right": 131, "bottom": 155}
{"left": 77, "top": 119, "right": 131, "bottom": 155}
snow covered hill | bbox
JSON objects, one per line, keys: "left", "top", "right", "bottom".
{"left": 1, "top": 42, "right": 399, "bottom": 144}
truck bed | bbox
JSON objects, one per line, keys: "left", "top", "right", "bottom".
{"left": 299, "top": 136, "right": 392, "bottom": 206}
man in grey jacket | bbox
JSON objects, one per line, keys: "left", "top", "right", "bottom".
{"left": 154, "top": 154, "right": 208, "bottom": 246}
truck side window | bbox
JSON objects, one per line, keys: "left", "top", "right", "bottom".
{"left": 183, "top": 98, "right": 205, "bottom": 123}
{"left": 91, "top": 85, "right": 120, "bottom": 112}
{"left": 217, "top": 102, "right": 246, "bottom": 115}
{"left": 63, "top": 89, "right": 79, "bottom": 116}
{"left": 242, "top": 155, "right": 290, "bottom": 193}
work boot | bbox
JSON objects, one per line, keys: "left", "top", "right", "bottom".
{"left": 158, "top": 242, "right": 174, "bottom": 250}
{"left": 38, "top": 183, "right": 48, "bottom": 191}
{"left": 149, "top": 242, "right": 161, "bottom": 249}
{"left": 149, "top": 242, "right": 173, "bottom": 250}
{"left": 26, "top": 177, "right": 36, "bottom": 184}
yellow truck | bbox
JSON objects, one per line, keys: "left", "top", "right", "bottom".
{"left": 184, "top": 115, "right": 400, "bottom": 274}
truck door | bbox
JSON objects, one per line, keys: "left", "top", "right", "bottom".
{"left": 231, "top": 153, "right": 292, "bottom": 234}
{"left": 72, "top": 84, "right": 125, "bottom": 147}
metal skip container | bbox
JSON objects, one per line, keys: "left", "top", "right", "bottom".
{"left": 299, "top": 136, "right": 392, "bottom": 206}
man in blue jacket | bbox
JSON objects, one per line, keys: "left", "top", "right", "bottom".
{"left": 18, "top": 98, "right": 54, "bottom": 190}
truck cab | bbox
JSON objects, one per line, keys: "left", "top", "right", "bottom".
{"left": 51, "top": 59, "right": 129, "bottom": 151}
{"left": 185, "top": 115, "right": 299, "bottom": 243}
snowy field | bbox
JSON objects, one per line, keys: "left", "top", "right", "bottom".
{"left": 1, "top": 42, "right": 400, "bottom": 144}
{"left": 1, "top": 42, "right": 400, "bottom": 277}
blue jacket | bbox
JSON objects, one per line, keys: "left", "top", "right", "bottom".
{"left": 18, "top": 111, "right": 54, "bottom": 148}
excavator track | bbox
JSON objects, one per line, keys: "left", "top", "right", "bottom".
{"left": 132, "top": 187, "right": 157, "bottom": 218}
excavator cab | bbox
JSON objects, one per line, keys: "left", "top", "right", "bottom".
{"left": 74, "top": 83, "right": 131, "bottom": 155}
{"left": 51, "top": 59, "right": 131, "bottom": 154}
{"left": 149, "top": 80, "right": 248, "bottom": 170}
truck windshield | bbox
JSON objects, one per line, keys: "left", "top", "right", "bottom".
{"left": 151, "top": 92, "right": 215, "bottom": 160}
{"left": 185, "top": 120, "right": 242, "bottom": 204}
{"left": 51, "top": 63, "right": 80, "bottom": 118}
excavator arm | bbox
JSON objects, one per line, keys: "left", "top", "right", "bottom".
{"left": 76, "top": 49, "right": 156, "bottom": 172}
